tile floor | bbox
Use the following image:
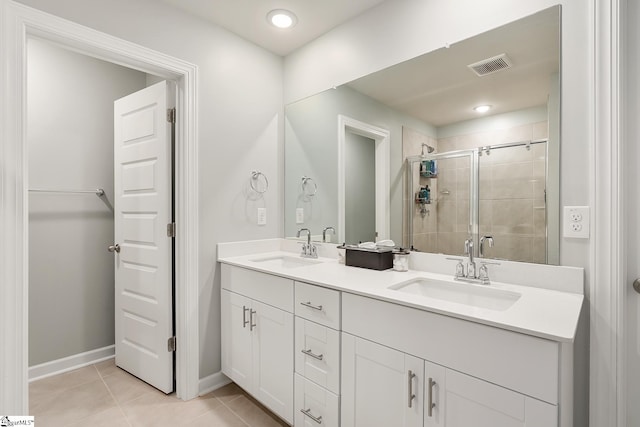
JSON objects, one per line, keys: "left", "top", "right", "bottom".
{"left": 29, "top": 359, "right": 289, "bottom": 427}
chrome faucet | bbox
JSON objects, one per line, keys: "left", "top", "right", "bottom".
{"left": 296, "top": 228, "right": 317, "bottom": 258}
{"left": 322, "top": 226, "right": 336, "bottom": 243}
{"left": 479, "top": 235, "right": 494, "bottom": 258}
{"left": 445, "top": 237, "right": 500, "bottom": 285}
{"left": 464, "top": 238, "right": 476, "bottom": 279}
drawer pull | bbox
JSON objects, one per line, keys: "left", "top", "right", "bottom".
{"left": 300, "top": 408, "right": 323, "bottom": 424}
{"left": 301, "top": 301, "right": 323, "bottom": 311}
{"left": 249, "top": 309, "right": 257, "bottom": 331}
{"left": 407, "top": 370, "right": 416, "bottom": 408}
{"left": 242, "top": 306, "right": 250, "bottom": 328}
{"left": 301, "top": 348, "right": 324, "bottom": 361}
{"left": 428, "top": 377, "right": 437, "bottom": 417}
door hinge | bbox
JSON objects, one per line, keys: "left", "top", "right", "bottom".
{"left": 167, "top": 108, "right": 176, "bottom": 124}
{"left": 168, "top": 336, "right": 176, "bottom": 352}
{"left": 167, "top": 222, "right": 176, "bottom": 237}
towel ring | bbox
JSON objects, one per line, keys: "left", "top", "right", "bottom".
{"left": 301, "top": 176, "right": 318, "bottom": 197}
{"left": 250, "top": 171, "right": 269, "bottom": 194}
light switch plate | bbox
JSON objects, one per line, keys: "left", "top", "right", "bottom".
{"left": 563, "top": 206, "right": 589, "bottom": 238}
{"left": 296, "top": 208, "right": 304, "bottom": 224}
{"left": 257, "top": 208, "right": 267, "bottom": 225}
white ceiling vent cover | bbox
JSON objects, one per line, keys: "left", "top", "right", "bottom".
{"left": 468, "top": 53, "right": 513, "bottom": 77}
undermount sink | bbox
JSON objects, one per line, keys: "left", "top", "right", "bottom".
{"left": 388, "top": 277, "right": 521, "bottom": 311}
{"left": 250, "top": 255, "right": 323, "bottom": 269}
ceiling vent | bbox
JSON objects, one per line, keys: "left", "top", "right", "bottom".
{"left": 467, "top": 53, "right": 513, "bottom": 77}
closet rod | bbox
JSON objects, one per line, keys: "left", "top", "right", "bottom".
{"left": 29, "top": 188, "right": 105, "bottom": 196}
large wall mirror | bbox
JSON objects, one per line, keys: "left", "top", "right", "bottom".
{"left": 284, "top": 5, "right": 560, "bottom": 265}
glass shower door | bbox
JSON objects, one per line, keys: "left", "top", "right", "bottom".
{"left": 476, "top": 142, "right": 547, "bottom": 263}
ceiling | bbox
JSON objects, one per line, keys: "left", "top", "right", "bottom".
{"left": 158, "top": 0, "right": 388, "bottom": 56}
{"left": 346, "top": 7, "right": 560, "bottom": 127}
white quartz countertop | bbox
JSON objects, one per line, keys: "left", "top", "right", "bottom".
{"left": 218, "top": 250, "right": 584, "bottom": 343}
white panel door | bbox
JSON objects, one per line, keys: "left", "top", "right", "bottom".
{"left": 113, "top": 81, "right": 174, "bottom": 393}
{"left": 253, "top": 300, "right": 294, "bottom": 424}
{"left": 342, "top": 333, "right": 423, "bottom": 427}
{"left": 438, "top": 367, "right": 557, "bottom": 427}
{"left": 221, "top": 289, "right": 253, "bottom": 392}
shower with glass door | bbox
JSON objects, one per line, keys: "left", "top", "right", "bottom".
{"left": 406, "top": 139, "right": 550, "bottom": 264}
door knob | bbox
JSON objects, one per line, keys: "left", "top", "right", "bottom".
{"left": 108, "top": 244, "right": 121, "bottom": 253}
{"left": 634, "top": 279, "right": 640, "bottom": 294}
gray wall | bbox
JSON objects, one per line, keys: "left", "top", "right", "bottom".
{"left": 27, "top": 38, "right": 147, "bottom": 365}
{"left": 17, "top": 0, "right": 284, "bottom": 379}
{"left": 345, "top": 132, "right": 376, "bottom": 243}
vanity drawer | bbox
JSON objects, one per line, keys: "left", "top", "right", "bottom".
{"left": 295, "top": 317, "right": 340, "bottom": 394}
{"left": 221, "top": 264, "right": 293, "bottom": 312}
{"left": 295, "top": 374, "right": 339, "bottom": 427}
{"left": 295, "top": 281, "right": 340, "bottom": 329}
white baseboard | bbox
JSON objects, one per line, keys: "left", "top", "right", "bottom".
{"left": 29, "top": 345, "right": 115, "bottom": 382}
{"left": 199, "top": 371, "right": 231, "bottom": 396}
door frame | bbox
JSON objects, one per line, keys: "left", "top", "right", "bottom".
{"left": 0, "top": 1, "right": 200, "bottom": 412}
{"left": 591, "top": 0, "right": 625, "bottom": 426}
{"left": 337, "top": 115, "right": 390, "bottom": 243}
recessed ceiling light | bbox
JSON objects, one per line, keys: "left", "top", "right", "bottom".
{"left": 267, "top": 9, "right": 297, "bottom": 29}
{"left": 473, "top": 105, "right": 492, "bottom": 113}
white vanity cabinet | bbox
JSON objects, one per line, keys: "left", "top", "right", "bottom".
{"left": 341, "top": 292, "right": 563, "bottom": 427}
{"left": 219, "top": 251, "right": 577, "bottom": 427}
{"left": 221, "top": 265, "right": 294, "bottom": 424}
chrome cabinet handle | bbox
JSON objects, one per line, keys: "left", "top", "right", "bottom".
{"left": 108, "top": 244, "right": 121, "bottom": 253}
{"left": 407, "top": 370, "right": 416, "bottom": 408}
{"left": 300, "top": 408, "right": 323, "bottom": 424}
{"left": 301, "top": 348, "right": 324, "bottom": 361}
{"left": 242, "top": 306, "right": 249, "bottom": 328}
{"left": 249, "top": 309, "right": 256, "bottom": 330}
{"left": 427, "top": 377, "right": 437, "bottom": 417}
{"left": 634, "top": 279, "right": 640, "bottom": 294}
{"left": 300, "top": 301, "right": 323, "bottom": 311}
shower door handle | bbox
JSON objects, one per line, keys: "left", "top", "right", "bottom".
{"left": 633, "top": 279, "right": 640, "bottom": 294}
{"left": 108, "top": 244, "right": 121, "bottom": 253}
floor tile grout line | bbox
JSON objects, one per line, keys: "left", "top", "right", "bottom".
{"left": 216, "top": 395, "right": 252, "bottom": 427}
{"left": 95, "top": 363, "right": 133, "bottom": 427}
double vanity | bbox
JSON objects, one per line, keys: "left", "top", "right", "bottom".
{"left": 218, "top": 239, "right": 583, "bottom": 427}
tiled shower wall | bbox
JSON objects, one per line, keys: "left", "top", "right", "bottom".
{"left": 404, "top": 120, "right": 548, "bottom": 263}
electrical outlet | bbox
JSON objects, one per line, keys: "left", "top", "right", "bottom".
{"left": 296, "top": 208, "right": 304, "bottom": 224}
{"left": 563, "top": 206, "right": 589, "bottom": 238}
{"left": 257, "top": 208, "right": 267, "bottom": 225}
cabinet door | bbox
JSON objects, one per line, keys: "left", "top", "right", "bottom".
{"left": 221, "top": 290, "right": 253, "bottom": 392}
{"left": 424, "top": 361, "right": 446, "bottom": 427}
{"left": 342, "top": 333, "right": 423, "bottom": 427}
{"left": 435, "top": 367, "right": 558, "bottom": 427}
{"left": 252, "top": 300, "right": 294, "bottom": 424}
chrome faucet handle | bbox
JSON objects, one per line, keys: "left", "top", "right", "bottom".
{"left": 477, "top": 261, "right": 500, "bottom": 285}
{"left": 446, "top": 257, "right": 466, "bottom": 278}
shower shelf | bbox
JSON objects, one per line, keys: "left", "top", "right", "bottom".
{"left": 420, "top": 173, "right": 438, "bottom": 178}
{"left": 415, "top": 197, "right": 432, "bottom": 204}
